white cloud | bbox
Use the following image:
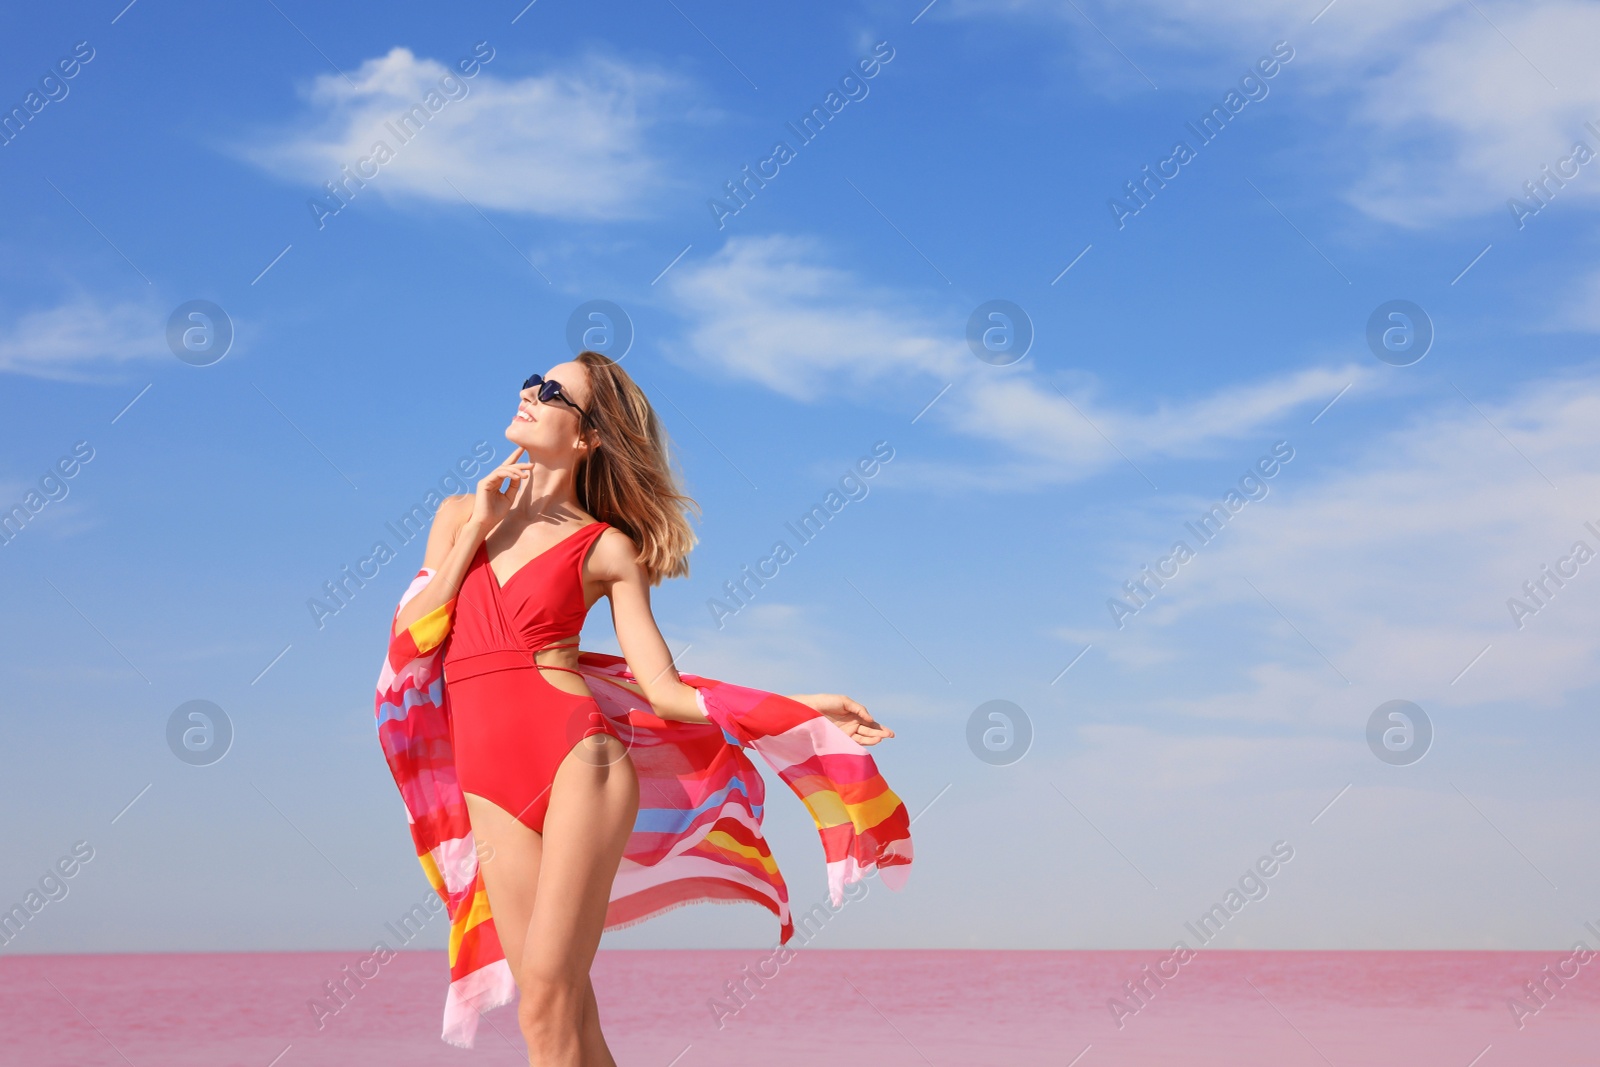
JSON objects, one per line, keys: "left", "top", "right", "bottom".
{"left": 1346, "top": 2, "right": 1600, "bottom": 227}
{"left": 945, "top": 0, "right": 1600, "bottom": 227}
{"left": 241, "top": 47, "right": 686, "bottom": 221}
{"left": 666, "top": 234, "right": 965, "bottom": 397}
{"left": 1096, "top": 368, "right": 1600, "bottom": 724}
{"left": 0, "top": 298, "right": 164, "bottom": 381}
{"left": 666, "top": 234, "right": 1371, "bottom": 483}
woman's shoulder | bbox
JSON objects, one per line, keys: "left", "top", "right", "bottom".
{"left": 588, "top": 524, "right": 641, "bottom": 575}
{"left": 591, "top": 523, "right": 638, "bottom": 552}
{"left": 430, "top": 494, "right": 480, "bottom": 546}
{"left": 438, "top": 493, "right": 474, "bottom": 527}
{"left": 418, "top": 494, "right": 477, "bottom": 570}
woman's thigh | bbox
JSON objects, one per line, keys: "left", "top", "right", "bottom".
{"left": 463, "top": 791, "right": 544, "bottom": 978}
{"left": 520, "top": 737, "right": 639, "bottom": 984}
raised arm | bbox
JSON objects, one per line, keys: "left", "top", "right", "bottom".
{"left": 391, "top": 446, "right": 531, "bottom": 637}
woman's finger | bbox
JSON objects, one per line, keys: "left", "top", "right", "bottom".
{"left": 839, "top": 696, "right": 875, "bottom": 723}
{"left": 484, "top": 464, "right": 528, "bottom": 488}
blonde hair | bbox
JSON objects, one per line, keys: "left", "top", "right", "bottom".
{"left": 574, "top": 350, "right": 699, "bottom": 584}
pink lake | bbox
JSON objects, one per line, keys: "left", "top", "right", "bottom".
{"left": 1, "top": 949, "right": 1593, "bottom": 1065}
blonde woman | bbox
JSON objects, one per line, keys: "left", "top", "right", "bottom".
{"left": 388, "top": 351, "right": 894, "bottom": 1065}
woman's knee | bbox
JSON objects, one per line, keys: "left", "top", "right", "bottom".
{"left": 516, "top": 970, "right": 584, "bottom": 1034}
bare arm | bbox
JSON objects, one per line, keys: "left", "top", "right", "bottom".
{"left": 391, "top": 445, "right": 532, "bottom": 637}
{"left": 591, "top": 529, "right": 895, "bottom": 743}
{"left": 390, "top": 494, "right": 482, "bottom": 637}
{"left": 592, "top": 529, "right": 708, "bottom": 723}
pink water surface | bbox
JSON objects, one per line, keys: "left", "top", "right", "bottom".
{"left": 1, "top": 949, "right": 1593, "bottom": 1065}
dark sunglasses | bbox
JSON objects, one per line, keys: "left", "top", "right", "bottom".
{"left": 521, "top": 373, "right": 588, "bottom": 420}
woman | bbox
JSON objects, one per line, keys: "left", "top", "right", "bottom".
{"left": 386, "top": 350, "right": 897, "bottom": 1065}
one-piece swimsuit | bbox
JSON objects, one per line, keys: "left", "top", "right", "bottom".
{"left": 441, "top": 521, "right": 620, "bottom": 833}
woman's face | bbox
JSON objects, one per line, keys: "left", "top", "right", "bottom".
{"left": 505, "top": 360, "right": 594, "bottom": 459}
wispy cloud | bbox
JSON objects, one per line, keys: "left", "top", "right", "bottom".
{"left": 945, "top": 0, "right": 1600, "bottom": 228}
{"left": 0, "top": 297, "right": 164, "bottom": 381}
{"left": 1085, "top": 369, "right": 1600, "bottom": 724}
{"left": 666, "top": 234, "right": 1371, "bottom": 484}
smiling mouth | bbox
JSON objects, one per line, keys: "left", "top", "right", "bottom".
{"left": 515, "top": 407, "right": 534, "bottom": 422}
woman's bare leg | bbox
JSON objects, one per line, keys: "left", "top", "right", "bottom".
{"left": 462, "top": 791, "right": 544, "bottom": 985}
{"left": 463, "top": 795, "right": 616, "bottom": 1065}
{"left": 517, "top": 734, "right": 637, "bottom": 1066}
{"left": 579, "top": 974, "right": 612, "bottom": 1066}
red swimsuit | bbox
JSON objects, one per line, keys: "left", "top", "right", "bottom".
{"left": 441, "top": 521, "right": 621, "bottom": 834}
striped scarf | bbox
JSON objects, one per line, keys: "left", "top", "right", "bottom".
{"left": 374, "top": 568, "right": 913, "bottom": 1047}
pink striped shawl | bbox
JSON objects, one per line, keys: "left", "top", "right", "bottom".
{"left": 375, "top": 567, "right": 913, "bottom": 1047}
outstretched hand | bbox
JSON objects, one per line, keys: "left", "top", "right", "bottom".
{"left": 787, "top": 693, "right": 895, "bottom": 746}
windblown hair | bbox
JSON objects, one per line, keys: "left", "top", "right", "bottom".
{"left": 574, "top": 350, "right": 699, "bottom": 584}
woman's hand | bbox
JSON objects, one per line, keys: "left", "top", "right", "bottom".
{"left": 470, "top": 445, "right": 531, "bottom": 533}
{"left": 788, "top": 693, "right": 895, "bottom": 746}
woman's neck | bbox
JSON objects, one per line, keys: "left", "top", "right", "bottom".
{"left": 506, "top": 462, "right": 586, "bottom": 525}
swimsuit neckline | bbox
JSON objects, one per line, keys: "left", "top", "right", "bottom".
{"left": 479, "top": 521, "right": 605, "bottom": 593}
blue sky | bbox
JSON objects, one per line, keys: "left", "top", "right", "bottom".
{"left": 3, "top": 0, "right": 1598, "bottom": 955}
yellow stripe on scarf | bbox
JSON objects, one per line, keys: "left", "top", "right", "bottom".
{"left": 417, "top": 851, "right": 446, "bottom": 895}
{"left": 410, "top": 599, "right": 455, "bottom": 655}
{"left": 703, "top": 829, "right": 782, "bottom": 876}
{"left": 801, "top": 784, "right": 902, "bottom": 831}
{"left": 447, "top": 885, "right": 496, "bottom": 965}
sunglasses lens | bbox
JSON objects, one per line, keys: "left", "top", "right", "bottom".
{"left": 522, "top": 374, "right": 581, "bottom": 416}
